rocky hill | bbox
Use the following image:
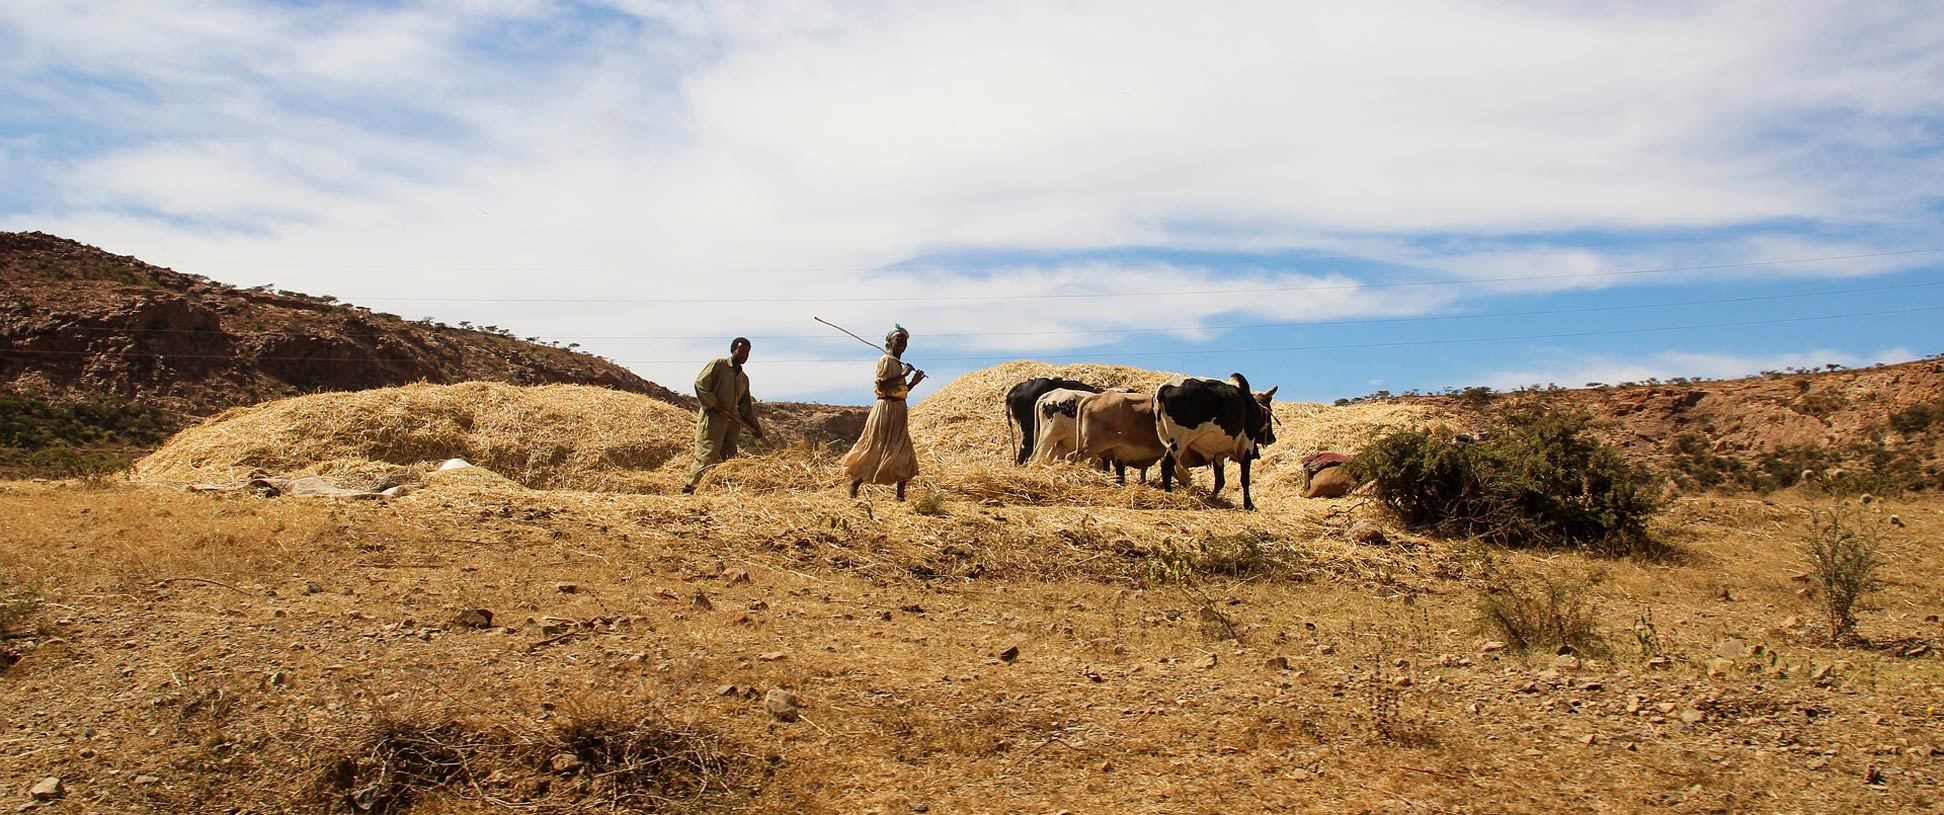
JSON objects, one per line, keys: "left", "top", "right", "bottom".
{"left": 0, "top": 232, "right": 865, "bottom": 473}
{"left": 0, "top": 231, "right": 683, "bottom": 411}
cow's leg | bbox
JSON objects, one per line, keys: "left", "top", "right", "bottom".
{"left": 1241, "top": 457, "right": 1255, "bottom": 511}
{"left": 896, "top": 480, "right": 907, "bottom": 502}
{"left": 1159, "top": 452, "right": 1175, "bottom": 492}
{"left": 1014, "top": 407, "right": 1033, "bottom": 465}
{"left": 1212, "top": 458, "right": 1226, "bottom": 498}
{"left": 1114, "top": 460, "right": 1127, "bottom": 485}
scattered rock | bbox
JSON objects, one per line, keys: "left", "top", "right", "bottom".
{"left": 303, "top": 581, "right": 324, "bottom": 595}
{"left": 1347, "top": 521, "right": 1386, "bottom": 545}
{"left": 722, "top": 568, "right": 752, "bottom": 584}
{"left": 1481, "top": 641, "right": 1507, "bottom": 654}
{"left": 1554, "top": 654, "right": 1582, "bottom": 671}
{"left": 550, "top": 752, "right": 583, "bottom": 774}
{"left": 765, "top": 688, "right": 802, "bottom": 722}
{"left": 28, "top": 777, "right": 63, "bottom": 801}
{"left": 1679, "top": 708, "right": 1706, "bottom": 724}
{"left": 692, "top": 590, "right": 713, "bottom": 611}
{"left": 1713, "top": 638, "right": 1748, "bottom": 659}
{"left": 1265, "top": 656, "right": 1291, "bottom": 671}
{"left": 555, "top": 582, "right": 579, "bottom": 594}
{"left": 132, "top": 775, "right": 160, "bottom": 786}
{"left": 998, "top": 646, "right": 1019, "bottom": 663}
{"left": 1902, "top": 643, "right": 1931, "bottom": 658}
{"left": 757, "top": 651, "right": 788, "bottom": 662}
{"left": 1645, "top": 656, "right": 1671, "bottom": 670}
{"left": 454, "top": 609, "right": 495, "bottom": 629}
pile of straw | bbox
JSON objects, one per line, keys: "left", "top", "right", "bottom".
{"left": 136, "top": 382, "right": 693, "bottom": 491}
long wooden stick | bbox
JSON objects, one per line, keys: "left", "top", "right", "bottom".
{"left": 814, "top": 316, "right": 923, "bottom": 377}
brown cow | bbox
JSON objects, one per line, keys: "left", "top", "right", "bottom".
{"left": 1075, "top": 390, "right": 1180, "bottom": 485}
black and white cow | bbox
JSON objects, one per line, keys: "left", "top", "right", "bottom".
{"left": 1005, "top": 377, "right": 1102, "bottom": 464}
{"left": 1154, "top": 373, "right": 1278, "bottom": 510}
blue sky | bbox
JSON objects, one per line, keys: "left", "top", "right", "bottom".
{"left": 3, "top": 1, "right": 1941, "bottom": 404}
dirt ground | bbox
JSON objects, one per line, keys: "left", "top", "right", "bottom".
{"left": 3, "top": 475, "right": 1940, "bottom": 814}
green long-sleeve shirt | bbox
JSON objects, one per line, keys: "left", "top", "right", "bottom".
{"left": 695, "top": 357, "right": 760, "bottom": 431}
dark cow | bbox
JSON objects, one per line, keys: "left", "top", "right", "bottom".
{"left": 1154, "top": 373, "right": 1278, "bottom": 510}
{"left": 1075, "top": 390, "right": 1175, "bottom": 484}
{"left": 1005, "top": 377, "right": 1102, "bottom": 465}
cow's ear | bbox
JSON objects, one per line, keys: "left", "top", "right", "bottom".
{"left": 1261, "top": 386, "right": 1278, "bottom": 399}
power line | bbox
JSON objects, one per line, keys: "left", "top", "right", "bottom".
{"left": 20, "top": 278, "right": 1944, "bottom": 341}
{"left": 307, "top": 247, "right": 1944, "bottom": 305}
{"left": 4, "top": 304, "right": 1937, "bottom": 365}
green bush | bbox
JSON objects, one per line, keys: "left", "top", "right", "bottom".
{"left": 1351, "top": 407, "right": 1665, "bottom": 552}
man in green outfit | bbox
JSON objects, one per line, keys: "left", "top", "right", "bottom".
{"left": 683, "top": 337, "right": 765, "bottom": 494}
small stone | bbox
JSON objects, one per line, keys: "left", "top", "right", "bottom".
{"left": 722, "top": 568, "right": 752, "bottom": 584}
{"left": 1645, "top": 656, "right": 1670, "bottom": 669}
{"left": 1481, "top": 641, "right": 1507, "bottom": 653}
{"left": 132, "top": 775, "right": 160, "bottom": 786}
{"left": 1554, "top": 654, "right": 1582, "bottom": 670}
{"left": 555, "top": 582, "right": 579, "bottom": 594}
{"left": 1807, "top": 757, "right": 1829, "bottom": 770}
{"left": 998, "top": 646, "right": 1019, "bottom": 663}
{"left": 1708, "top": 658, "right": 1733, "bottom": 677}
{"left": 1390, "top": 675, "right": 1412, "bottom": 688}
{"left": 1265, "top": 656, "right": 1291, "bottom": 671}
{"left": 1811, "top": 664, "right": 1832, "bottom": 681}
{"left": 1581, "top": 734, "right": 1598, "bottom": 745}
{"left": 454, "top": 609, "right": 494, "bottom": 629}
{"left": 692, "top": 590, "right": 713, "bottom": 611}
{"left": 1781, "top": 615, "right": 1804, "bottom": 629}
{"left": 269, "top": 671, "right": 290, "bottom": 687}
{"left": 1713, "top": 638, "right": 1748, "bottom": 659}
{"left": 550, "top": 752, "right": 583, "bottom": 774}
{"left": 1287, "top": 768, "right": 1312, "bottom": 781}
{"left": 757, "top": 651, "right": 788, "bottom": 661}
{"left": 303, "top": 581, "right": 324, "bottom": 595}
{"left": 28, "top": 777, "right": 63, "bottom": 801}
{"left": 765, "top": 688, "right": 802, "bottom": 722}
{"left": 1347, "top": 521, "right": 1386, "bottom": 545}
{"left": 1679, "top": 708, "right": 1706, "bottom": 724}
{"left": 1902, "top": 643, "right": 1931, "bottom": 658}
{"left": 717, "top": 684, "right": 741, "bottom": 697}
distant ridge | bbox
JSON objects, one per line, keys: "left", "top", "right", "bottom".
{"left": 0, "top": 230, "right": 686, "bottom": 413}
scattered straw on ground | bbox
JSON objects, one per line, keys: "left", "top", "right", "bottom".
{"left": 136, "top": 382, "right": 693, "bottom": 491}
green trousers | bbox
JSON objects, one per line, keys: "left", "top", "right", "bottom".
{"left": 687, "top": 412, "right": 741, "bottom": 488}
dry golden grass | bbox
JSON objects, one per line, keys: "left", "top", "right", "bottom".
{"left": 135, "top": 381, "right": 694, "bottom": 491}
{"left": 8, "top": 364, "right": 1926, "bottom": 812}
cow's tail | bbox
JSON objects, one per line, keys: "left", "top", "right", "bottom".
{"left": 1229, "top": 372, "right": 1251, "bottom": 393}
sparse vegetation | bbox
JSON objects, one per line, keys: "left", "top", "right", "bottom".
{"left": 1351, "top": 406, "right": 1665, "bottom": 552}
{"left": 1801, "top": 503, "right": 1887, "bottom": 644}
{"left": 1475, "top": 567, "right": 1605, "bottom": 656}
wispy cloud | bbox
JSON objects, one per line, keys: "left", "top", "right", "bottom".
{"left": 3, "top": 1, "right": 1940, "bottom": 399}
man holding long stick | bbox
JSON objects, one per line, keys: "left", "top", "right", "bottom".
{"left": 684, "top": 336, "right": 765, "bottom": 494}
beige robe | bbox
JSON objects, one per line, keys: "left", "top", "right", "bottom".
{"left": 842, "top": 354, "right": 918, "bottom": 484}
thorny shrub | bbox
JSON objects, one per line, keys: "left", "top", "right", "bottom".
{"left": 319, "top": 706, "right": 746, "bottom": 814}
{"left": 1474, "top": 567, "right": 1606, "bottom": 656}
{"left": 1802, "top": 503, "right": 1888, "bottom": 644}
{"left": 1351, "top": 406, "right": 1664, "bottom": 552}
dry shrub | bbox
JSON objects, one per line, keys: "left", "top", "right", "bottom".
{"left": 1802, "top": 503, "right": 1887, "bottom": 644}
{"left": 137, "top": 382, "right": 692, "bottom": 490}
{"left": 320, "top": 705, "right": 744, "bottom": 814}
{"left": 1475, "top": 567, "right": 1606, "bottom": 656}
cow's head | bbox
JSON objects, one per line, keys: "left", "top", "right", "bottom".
{"left": 1251, "top": 385, "right": 1279, "bottom": 454}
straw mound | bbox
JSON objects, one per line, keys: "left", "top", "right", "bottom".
{"left": 136, "top": 382, "right": 693, "bottom": 491}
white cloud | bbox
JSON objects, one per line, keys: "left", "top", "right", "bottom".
{"left": 4, "top": 1, "right": 1942, "bottom": 399}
